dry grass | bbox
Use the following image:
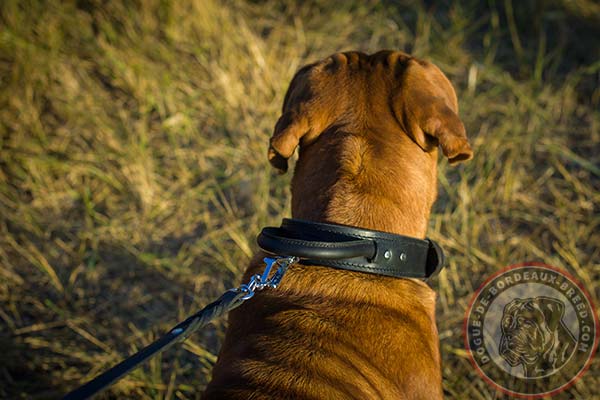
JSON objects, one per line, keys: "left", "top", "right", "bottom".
{"left": 0, "top": 0, "right": 598, "bottom": 398}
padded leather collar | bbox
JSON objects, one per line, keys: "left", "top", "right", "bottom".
{"left": 257, "top": 218, "right": 445, "bottom": 279}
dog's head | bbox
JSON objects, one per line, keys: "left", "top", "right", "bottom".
{"left": 268, "top": 51, "right": 472, "bottom": 174}
{"left": 268, "top": 51, "right": 472, "bottom": 233}
{"left": 499, "top": 296, "right": 566, "bottom": 368}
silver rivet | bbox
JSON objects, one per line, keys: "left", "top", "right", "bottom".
{"left": 384, "top": 250, "right": 392, "bottom": 259}
{"left": 400, "top": 253, "right": 407, "bottom": 261}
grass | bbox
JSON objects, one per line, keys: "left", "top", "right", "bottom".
{"left": 0, "top": 0, "right": 598, "bottom": 398}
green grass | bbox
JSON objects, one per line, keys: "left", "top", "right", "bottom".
{"left": 1, "top": 0, "right": 598, "bottom": 398}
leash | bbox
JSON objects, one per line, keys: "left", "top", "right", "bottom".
{"left": 63, "top": 218, "right": 444, "bottom": 399}
{"left": 63, "top": 256, "right": 299, "bottom": 400}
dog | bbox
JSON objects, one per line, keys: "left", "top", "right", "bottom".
{"left": 499, "top": 296, "right": 577, "bottom": 377}
{"left": 203, "top": 50, "right": 472, "bottom": 399}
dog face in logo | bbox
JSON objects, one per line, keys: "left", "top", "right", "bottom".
{"left": 499, "top": 296, "right": 577, "bottom": 377}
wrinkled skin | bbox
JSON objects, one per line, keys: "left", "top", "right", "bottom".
{"left": 204, "top": 50, "right": 472, "bottom": 400}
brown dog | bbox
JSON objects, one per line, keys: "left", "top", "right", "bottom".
{"left": 203, "top": 50, "right": 472, "bottom": 399}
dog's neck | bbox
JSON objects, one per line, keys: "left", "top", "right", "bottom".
{"left": 207, "top": 128, "right": 443, "bottom": 399}
{"left": 290, "top": 129, "right": 439, "bottom": 239}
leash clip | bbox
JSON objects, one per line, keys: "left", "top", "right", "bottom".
{"left": 238, "top": 256, "right": 299, "bottom": 300}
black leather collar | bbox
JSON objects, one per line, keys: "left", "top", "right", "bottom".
{"left": 257, "top": 219, "right": 445, "bottom": 279}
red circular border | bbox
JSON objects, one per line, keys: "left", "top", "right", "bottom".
{"left": 462, "top": 261, "right": 600, "bottom": 398}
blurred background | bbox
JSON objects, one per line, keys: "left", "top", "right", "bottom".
{"left": 1, "top": 0, "right": 598, "bottom": 398}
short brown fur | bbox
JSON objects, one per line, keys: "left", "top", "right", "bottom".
{"left": 204, "top": 50, "right": 472, "bottom": 399}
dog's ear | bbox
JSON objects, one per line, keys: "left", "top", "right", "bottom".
{"left": 268, "top": 108, "right": 310, "bottom": 174}
{"left": 534, "top": 296, "right": 565, "bottom": 332}
{"left": 268, "top": 64, "right": 329, "bottom": 173}
{"left": 394, "top": 60, "right": 473, "bottom": 165}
